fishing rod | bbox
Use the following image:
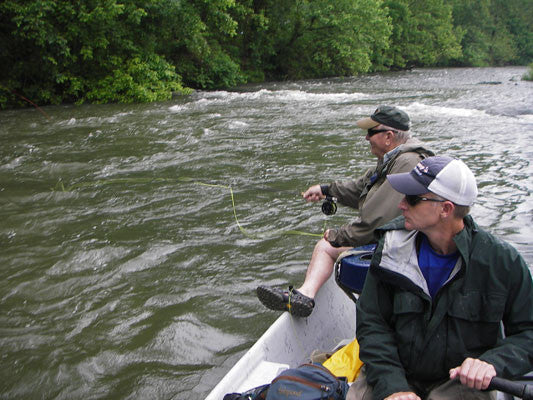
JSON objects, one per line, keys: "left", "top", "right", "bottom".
{"left": 0, "top": 85, "right": 50, "bottom": 120}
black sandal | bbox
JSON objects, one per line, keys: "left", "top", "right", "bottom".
{"left": 256, "top": 285, "right": 315, "bottom": 317}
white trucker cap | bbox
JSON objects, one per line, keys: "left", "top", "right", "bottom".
{"left": 387, "top": 156, "right": 478, "bottom": 206}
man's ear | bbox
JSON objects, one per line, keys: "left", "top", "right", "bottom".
{"left": 385, "top": 131, "right": 396, "bottom": 146}
{"left": 441, "top": 201, "right": 455, "bottom": 218}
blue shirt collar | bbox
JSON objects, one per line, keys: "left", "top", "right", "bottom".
{"left": 383, "top": 145, "right": 402, "bottom": 164}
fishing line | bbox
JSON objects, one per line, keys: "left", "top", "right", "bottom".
{"left": 54, "top": 177, "right": 326, "bottom": 239}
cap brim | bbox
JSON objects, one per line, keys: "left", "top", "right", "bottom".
{"left": 387, "top": 172, "right": 429, "bottom": 195}
{"left": 356, "top": 117, "right": 379, "bottom": 129}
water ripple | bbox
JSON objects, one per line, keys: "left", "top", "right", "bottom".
{"left": 1, "top": 67, "right": 531, "bottom": 399}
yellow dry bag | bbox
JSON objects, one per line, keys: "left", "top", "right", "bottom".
{"left": 322, "top": 338, "right": 364, "bottom": 382}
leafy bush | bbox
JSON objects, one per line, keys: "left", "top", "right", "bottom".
{"left": 0, "top": 0, "right": 531, "bottom": 108}
{"left": 85, "top": 55, "right": 191, "bottom": 104}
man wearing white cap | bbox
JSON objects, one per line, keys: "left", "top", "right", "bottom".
{"left": 348, "top": 156, "right": 533, "bottom": 400}
{"left": 256, "top": 106, "right": 434, "bottom": 317}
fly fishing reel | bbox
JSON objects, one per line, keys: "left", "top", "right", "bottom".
{"left": 321, "top": 196, "right": 337, "bottom": 216}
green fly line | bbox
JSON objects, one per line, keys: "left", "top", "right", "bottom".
{"left": 53, "top": 177, "right": 325, "bottom": 240}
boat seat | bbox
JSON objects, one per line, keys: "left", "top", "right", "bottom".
{"left": 334, "top": 244, "right": 376, "bottom": 303}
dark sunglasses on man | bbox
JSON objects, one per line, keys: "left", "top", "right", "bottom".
{"left": 404, "top": 195, "right": 447, "bottom": 207}
{"left": 367, "top": 128, "right": 397, "bottom": 137}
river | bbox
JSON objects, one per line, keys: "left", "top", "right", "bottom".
{"left": 1, "top": 67, "right": 532, "bottom": 399}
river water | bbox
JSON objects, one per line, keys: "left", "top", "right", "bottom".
{"left": 1, "top": 67, "right": 532, "bottom": 399}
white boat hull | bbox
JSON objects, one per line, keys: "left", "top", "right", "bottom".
{"left": 206, "top": 274, "right": 356, "bottom": 399}
{"left": 205, "top": 273, "right": 528, "bottom": 399}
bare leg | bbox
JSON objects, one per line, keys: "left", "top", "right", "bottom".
{"left": 256, "top": 239, "right": 352, "bottom": 316}
{"left": 297, "top": 238, "right": 351, "bottom": 299}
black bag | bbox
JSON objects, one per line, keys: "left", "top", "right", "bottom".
{"left": 224, "top": 363, "right": 348, "bottom": 400}
{"left": 266, "top": 363, "right": 348, "bottom": 400}
{"left": 223, "top": 383, "right": 269, "bottom": 400}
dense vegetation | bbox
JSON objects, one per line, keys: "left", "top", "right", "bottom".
{"left": 1, "top": 0, "right": 531, "bottom": 108}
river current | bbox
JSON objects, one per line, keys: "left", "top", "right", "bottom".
{"left": 1, "top": 67, "right": 532, "bottom": 399}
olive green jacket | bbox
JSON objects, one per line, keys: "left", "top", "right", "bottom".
{"left": 326, "top": 138, "right": 434, "bottom": 248}
{"left": 356, "top": 216, "right": 533, "bottom": 400}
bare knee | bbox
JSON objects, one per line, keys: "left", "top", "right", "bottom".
{"left": 315, "top": 238, "right": 344, "bottom": 260}
{"left": 315, "top": 238, "right": 332, "bottom": 252}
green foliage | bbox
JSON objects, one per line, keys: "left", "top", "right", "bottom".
{"left": 382, "top": 0, "right": 462, "bottom": 68}
{"left": 446, "top": 0, "right": 532, "bottom": 66}
{"left": 85, "top": 54, "right": 191, "bottom": 104}
{"left": 0, "top": 0, "right": 531, "bottom": 108}
{"left": 491, "top": 0, "right": 533, "bottom": 65}
{"left": 146, "top": 0, "right": 245, "bottom": 89}
{"left": 284, "top": 0, "right": 387, "bottom": 78}
{"left": 0, "top": 0, "right": 192, "bottom": 108}
{"left": 252, "top": 0, "right": 392, "bottom": 80}
{"left": 226, "top": 0, "right": 271, "bottom": 82}
{"left": 447, "top": 0, "right": 498, "bottom": 66}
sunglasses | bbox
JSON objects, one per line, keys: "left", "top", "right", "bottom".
{"left": 405, "top": 195, "right": 447, "bottom": 207}
{"left": 367, "top": 128, "right": 391, "bottom": 137}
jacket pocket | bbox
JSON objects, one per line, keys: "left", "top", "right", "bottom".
{"left": 392, "top": 292, "right": 425, "bottom": 364}
{"left": 447, "top": 291, "right": 505, "bottom": 351}
{"left": 393, "top": 291, "right": 425, "bottom": 315}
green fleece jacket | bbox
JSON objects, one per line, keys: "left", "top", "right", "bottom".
{"left": 326, "top": 138, "right": 434, "bottom": 248}
{"left": 356, "top": 216, "right": 533, "bottom": 400}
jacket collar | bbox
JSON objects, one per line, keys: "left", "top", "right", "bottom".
{"left": 374, "top": 215, "right": 477, "bottom": 293}
{"left": 452, "top": 215, "right": 477, "bottom": 268}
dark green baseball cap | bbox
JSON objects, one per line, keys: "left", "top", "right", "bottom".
{"left": 356, "top": 105, "right": 410, "bottom": 131}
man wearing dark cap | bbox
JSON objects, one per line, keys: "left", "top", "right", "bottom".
{"left": 256, "top": 105, "right": 434, "bottom": 317}
{"left": 349, "top": 156, "right": 533, "bottom": 400}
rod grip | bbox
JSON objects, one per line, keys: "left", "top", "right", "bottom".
{"left": 488, "top": 377, "right": 533, "bottom": 400}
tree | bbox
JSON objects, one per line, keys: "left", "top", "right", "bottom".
{"left": 381, "top": 0, "right": 462, "bottom": 69}
{"left": 1, "top": 0, "right": 531, "bottom": 108}
{"left": 152, "top": 0, "right": 246, "bottom": 89}
{"left": 490, "top": 0, "right": 532, "bottom": 64}
{"left": 446, "top": 0, "right": 532, "bottom": 66}
{"left": 252, "top": 0, "right": 392, "bottom": 80}
{"left": 0, "top": 0, "right": 191, "bottom": 107}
